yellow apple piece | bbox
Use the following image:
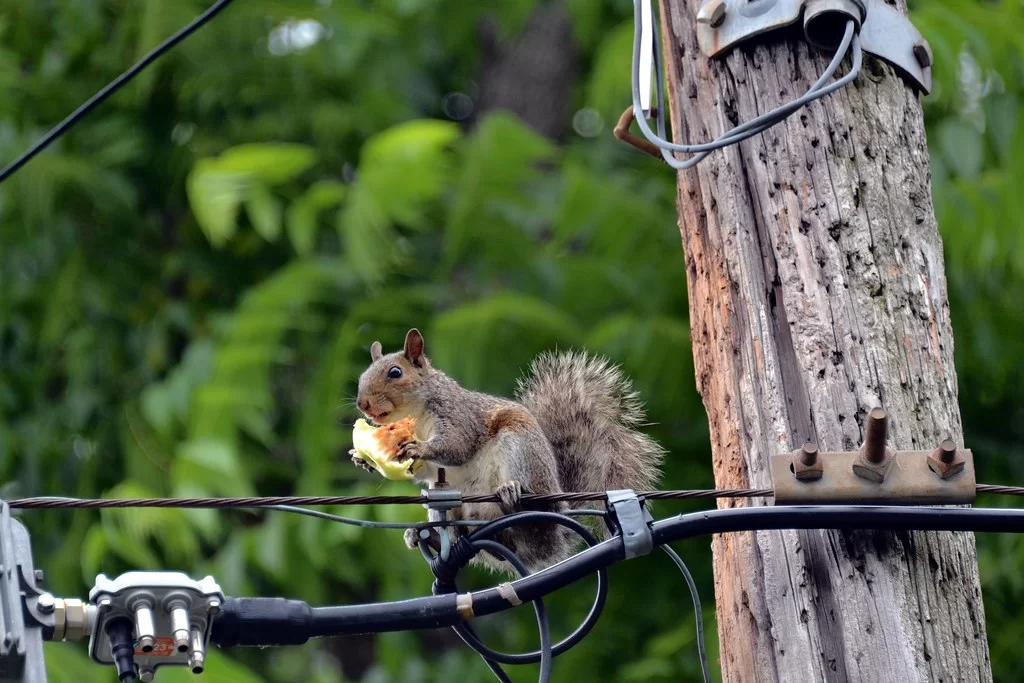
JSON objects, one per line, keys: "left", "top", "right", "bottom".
{"left": 351, "top": 417, "right": 424, "bottom": 480}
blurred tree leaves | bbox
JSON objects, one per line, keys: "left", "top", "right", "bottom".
{"left": 0, "top": 0, "right": 1021, "bottom": 681}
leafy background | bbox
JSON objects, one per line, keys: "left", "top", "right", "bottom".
{"left": 0, "top": 0, "right": 1021, "bottom": 680}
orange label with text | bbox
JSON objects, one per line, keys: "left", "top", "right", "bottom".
{"left": 135, "top": 637, "right": 176, "bottom": 657}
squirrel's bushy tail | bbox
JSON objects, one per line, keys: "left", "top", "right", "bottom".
{"left": 515, "top": 350, "right": 665, "bottom": 498}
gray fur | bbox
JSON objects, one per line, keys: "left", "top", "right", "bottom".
{"left": 515, "top": 350, "right": 666, "bottom": 494}
{"left": 355, "top": 331, "right": 664, "bottom": 576}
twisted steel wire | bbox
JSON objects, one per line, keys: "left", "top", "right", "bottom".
{"left": 5, "top": 488, "right": 775, "bottom": 510}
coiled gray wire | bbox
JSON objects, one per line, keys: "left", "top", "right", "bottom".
{"left": 631, "top": 0, "right": 863, "bottom": 169}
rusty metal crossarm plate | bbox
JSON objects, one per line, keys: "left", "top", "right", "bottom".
{"left": 695, "top": 0, "right": 932, "bottom": 94}
{"left": 770, "top": 449, "right": 976, "bottom": 505}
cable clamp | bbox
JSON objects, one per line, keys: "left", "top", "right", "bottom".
{"left": 422, "top": 488, "right": 463, "bottom": 513}
{"left": 606, "top": 490, "right": 654, "bottom": 559}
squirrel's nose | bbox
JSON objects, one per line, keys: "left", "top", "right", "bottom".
{"left": 358, "top": 398, "right": 370, "bottom": 413}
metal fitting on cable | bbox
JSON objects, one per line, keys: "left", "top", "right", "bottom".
{"left": 423, "top": 468, "right": 463, "bottom": 513}
{"left": 803, "top": 0, "right": 866, "bottom": 51}
{"left": 424, "top": 469, "right": 463, "bottom": 563}
{"left": 49, "top": 596, "right": 92, "bottom": 642}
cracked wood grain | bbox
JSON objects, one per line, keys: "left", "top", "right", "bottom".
{"left": 657, "top": 1, "right": 991, "bottom": 681}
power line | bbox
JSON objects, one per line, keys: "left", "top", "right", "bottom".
{"left": 10, "top": 484, "right": 1024, "bottom": 510}
{"left": 6, "top": 489, "right": 773, "bottom": 510}
{"left": 976, "top": 484, "right": 1024, "bottom": 496}
{"left": 0, "top": 0, "right": 237, "bottom": 185}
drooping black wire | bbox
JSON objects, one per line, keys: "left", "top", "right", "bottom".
{"left": 416, "top": 510, "right": 608, "bottom": 682}
{"left": 661, "top": 544, "right": 710, "bottom": 683}
{"left": 0, "top": 0, "right": 237, "bottom": 185}
{"left": 469, "top": 539, "right": 554, "bottom": 683}
{"left": 452, "top": 512, "right": 608, "bottom": 663}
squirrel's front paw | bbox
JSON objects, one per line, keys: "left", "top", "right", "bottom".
{"left": 496, "top": 480, "right": 523, "bottom": 513}
{"left": 397, "top": 440, "right": 425, "bottom": 461}
{"left": 349, "top": 449, "right": 376, "bottom": 473}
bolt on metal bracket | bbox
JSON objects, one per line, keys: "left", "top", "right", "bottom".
{"left": 770, "top": 408, "right": 976, "bottom": 505}
{"left": 695, "top": 0, "right": 933, "bottom": 94}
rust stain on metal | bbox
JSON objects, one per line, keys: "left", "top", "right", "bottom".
{"left": 852, "top": 407, "right": 895, "bottom": 482}
{"left": 771, "top": 447, "right": 977, "bottom": 505}
{"left": 928, "top": 439, "right": 966, "bottom": 479}
{"left": 792, "top": 442, "right": 824, "bottom": 481}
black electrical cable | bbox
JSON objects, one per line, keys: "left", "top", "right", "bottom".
{"left": 105, "top": 616, "right": 137, "bottom": 682}
{"left": 412, "top": 534, "right": 514, "bottom": 682}
{"left": 416, "top": 511, "right": 604, "bottom": 680}
{"left": 434, "top": 511, "right": 609, "bottom": 664}
{"left": 210, "top": 505, "right": 1024, "bottom": 647}
{"left": 661, "top": 544, "right": 710, "bottom": 683}
{"left": 0, "top": 0, "right": 237, "bottom": 185}
{"left": 468, "top": 539, "right": 554, "bottom": 683}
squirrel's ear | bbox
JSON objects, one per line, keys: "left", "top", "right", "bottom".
{"left": 403, "top": 328, "right": 425, "bottom": 367}
{"left": 370, "top": 341, "right": 383, "bottom": 362}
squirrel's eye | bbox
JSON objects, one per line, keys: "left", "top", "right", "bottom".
{"left": 387, "top": 366, "right": 403, "bottom": 379}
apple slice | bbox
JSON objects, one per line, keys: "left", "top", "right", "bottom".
{"left": 351, "top": 417, "right": 424, "bottom": 480}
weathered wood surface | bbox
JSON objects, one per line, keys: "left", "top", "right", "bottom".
{"left": 657, "top": 1, "right": 991, "bottom": 680}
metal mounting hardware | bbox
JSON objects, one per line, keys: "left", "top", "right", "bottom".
{"left": 423, "top": 470, "right": 463, "bottom": 563}
{"left": 88, "top": 572, "right": 224, "bottom": 679}
{"left": 0, "top": 502, "right": 49, "bottom": 683}
{"left": 771, "top": 408, "right": 976, "bottom": 505}
{"left": 607, "top": 490, "right": 653, "bottom": 559}
{"left": 423, "top": 489, "right": 463, "bottom": 512}
{"left": 423, "top": 470, "right": 462, "bottom": 513}
{"left": 851, "top": 407, "right": 895, "bottom": 483}
{"left": 695, "top": 0, "right": 933, "bottom": 94}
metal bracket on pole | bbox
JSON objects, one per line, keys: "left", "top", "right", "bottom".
{"left": 770, "top": 408, "right": 975, "bottom": 505}
{"left": 0, "top": 502, "right": 49, "bottom": 683}
{"left": 695, "top": 0, "right": 933, "bottom": 94}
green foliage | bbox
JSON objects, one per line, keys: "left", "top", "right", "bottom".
{"left": 0, "top": 0, "right": 1020, "bottom": 680}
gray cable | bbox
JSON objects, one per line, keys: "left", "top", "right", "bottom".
{"left": 630, "top": 0, "right": 863, "bottom": 169}
{"left": 651, "top": 24, "right": 861, "bottom": 162}
{"left": 263, "top": 504, "right": 606, "bottom": 530}
{"left": 634, "top": 1, "right": 856, "bottom": 152}
{"left": 23, "top": 495, "right": 605, "bottom": 529}
{"left": 661, "top": 544, "right": 710, "bottom": 683}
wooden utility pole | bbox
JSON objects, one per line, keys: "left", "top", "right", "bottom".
{"left": 657, "top": 1, "right": 991, "bottom": 681}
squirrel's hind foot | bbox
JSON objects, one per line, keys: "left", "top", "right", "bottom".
{"left": 404, "top": 527, "right": 442, "bottom": 554}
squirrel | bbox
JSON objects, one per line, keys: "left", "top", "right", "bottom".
{"left": 351, "top": 328, "right": 665, "bottom": 576}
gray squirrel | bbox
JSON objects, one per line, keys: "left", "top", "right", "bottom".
{"left": 351, "top": 328, "right": 665, "bottom": 575}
